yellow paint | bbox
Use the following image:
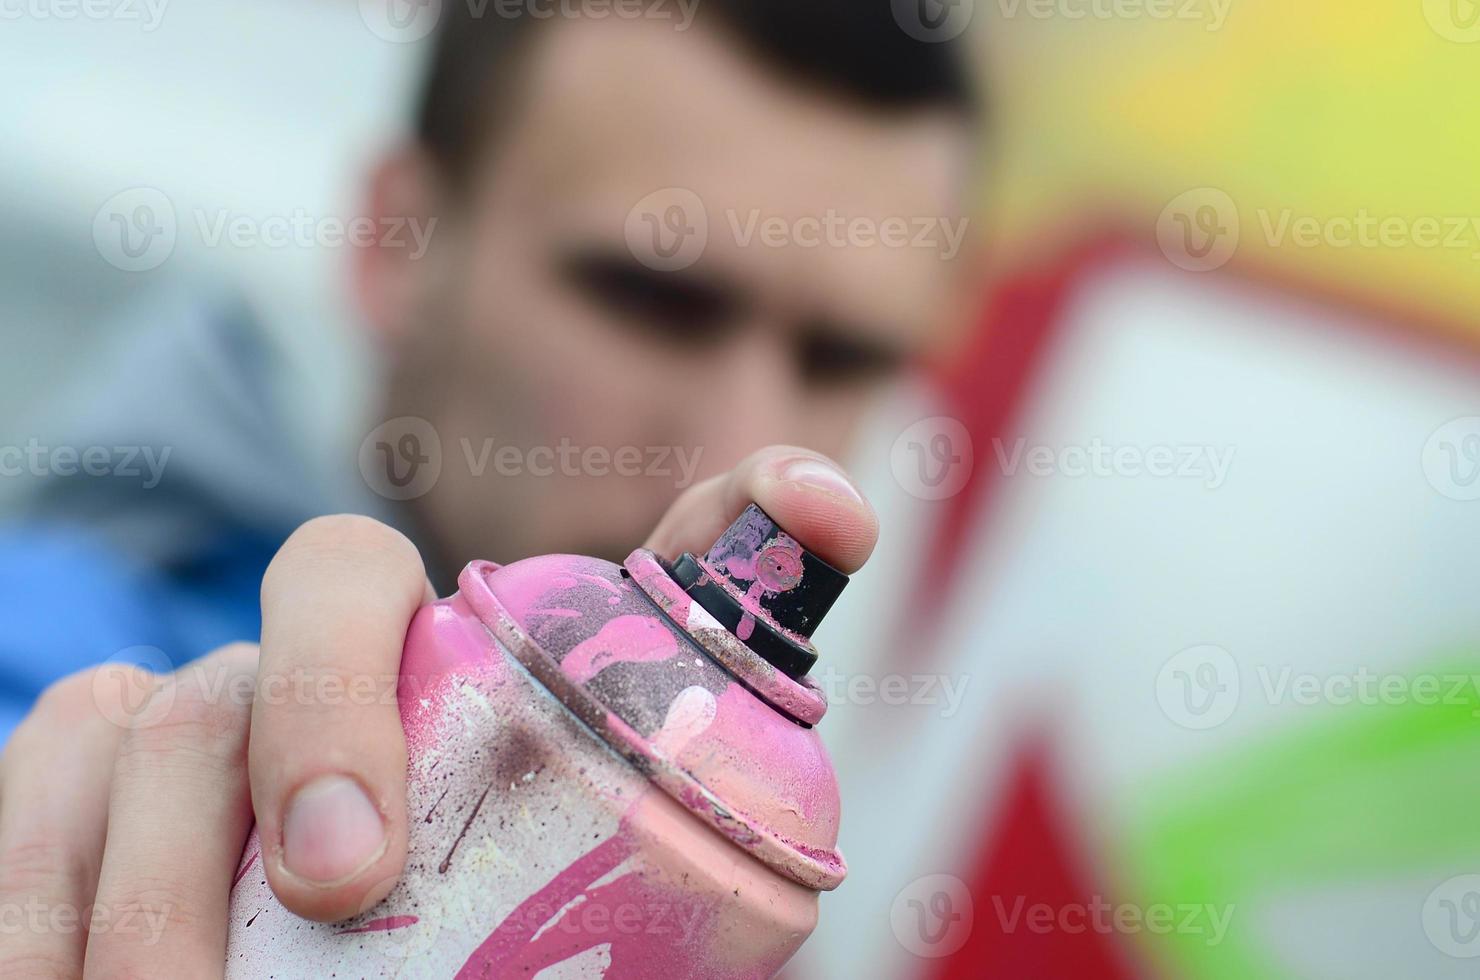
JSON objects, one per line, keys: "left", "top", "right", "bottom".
{"left": 975, "top": 0, "right": 1480, "bottom": 335}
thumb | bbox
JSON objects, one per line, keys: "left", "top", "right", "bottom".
{"left": 644, "top": 445, "right": 878, "bottom": 573}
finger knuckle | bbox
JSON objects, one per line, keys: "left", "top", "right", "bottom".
{"left": 115, "top": 675, "right": 249, "bottom": 776}
{"left": 0, "top": 836, "right": 86, "bottom": 899}
{"left": 93, "top": 875, "right": 201, "bottom": 944}
{"left": 33, "top": 669, "right": 112, "bottom": 724}
{"left": 3, "top": 672, "right": 121, "bottom": 770}
{"left": 0, "top": 950, "right": 79, "bottom": 980}
{"left": 207, "top": 640, "right": 261, "bottom": 662}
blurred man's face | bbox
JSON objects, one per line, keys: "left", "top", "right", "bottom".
{"left": 363, "top": 17, "right": 974, "bottom": 568}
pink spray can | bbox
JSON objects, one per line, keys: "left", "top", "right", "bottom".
{"left": 225, "top": 504, "right": 849, "bottom": 978}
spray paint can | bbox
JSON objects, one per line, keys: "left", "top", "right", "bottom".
{"left": 226, "top": 504, "right": 849, "bottom": 978}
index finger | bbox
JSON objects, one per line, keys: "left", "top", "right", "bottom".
{"left": 251, "top": 514, "right": 434, "bottom": 922}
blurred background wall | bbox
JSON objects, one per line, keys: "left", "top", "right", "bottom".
{"left": 5, "top": 3, "right": 1476, "bottom": 429}
{"left": 977, "top": 1, "right": 1480, "bottom": 328}
{"left": 0, "top": 1, "right": 418, "bottom": 456}
{"left": 4, "top": 3, "right": 1480, "bottom": 978}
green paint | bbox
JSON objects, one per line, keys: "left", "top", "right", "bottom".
{"left": 1115, "top": 658, "right": 1480, "bottom": 980}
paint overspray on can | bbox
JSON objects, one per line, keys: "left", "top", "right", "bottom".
{"left": 225, "top": 504, "right": 851, "bottom": 978}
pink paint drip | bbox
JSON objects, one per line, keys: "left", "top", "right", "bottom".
{"left": 560, "top": 614, "right": 679, "bottom": 684}
{"left": 455, "top": 832, "right": 636, "bottom": 978}
{"left": 232, "top": 851, "right": 259, "bottom": 890}
{"left": 497, "top": 871, "right": 716, "bottom": 978}
{"left": 456, "top": 823, "right": 720, "bottom": 979}
{"left": 736, "top": 580, "right": 768, "bottom": 641}
{"left": 227, "top": 554, "right": 840, "bottom": 977}
{"left": 337, "top": 915, "right": 420, "bottom": 935}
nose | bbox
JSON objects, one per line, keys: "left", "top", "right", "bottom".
{"left": 686, "top": 326, "right": 801, "bottom": 477}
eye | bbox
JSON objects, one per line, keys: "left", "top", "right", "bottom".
{"left": 797, "top": 327, "right": 908, "bottom": 385}
{"left": 560, "top": 249, "right": 741, "bottom": 347}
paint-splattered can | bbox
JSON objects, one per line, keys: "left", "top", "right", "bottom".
{"left": 226, "top": 505, "right": 849, "bottom": 978}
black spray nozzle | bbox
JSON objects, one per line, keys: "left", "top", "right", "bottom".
{"left": 670, "top": 504, "right": 849, "bottom": 679}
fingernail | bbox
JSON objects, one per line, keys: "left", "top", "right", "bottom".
{"left": 781, "top": 457, "right": 865, "bottom": 504}
{"left": 282, "top": 775, "right": 387, "bottom": 886}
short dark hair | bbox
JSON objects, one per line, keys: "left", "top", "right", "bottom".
{"left": 416, "top": 0, "right": 979, "bottom": 183}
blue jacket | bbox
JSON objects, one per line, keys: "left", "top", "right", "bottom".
{"left": 0, "top": 288, "right": 400, "bottom": 739}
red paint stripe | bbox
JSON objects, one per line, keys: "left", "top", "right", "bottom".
{"left": 456, "top": 830, "right": 637, "bottom": 979}
{"left": 922, "top": 739, "right": 1146, "bottom": 980}
{"left": 898, "top": 236, "right": 1097, "bottom": 665}
{"left": 907, "top": 227, "right": 1480, "bottom": 666}
{"left": 232, "top": 851, "right": 259, "bottom": 890}
{"left": 338, "top": 914, "right": 420, "bottom": 935}
{"left": 899, "top": 224, "right": 1480, "bottom": 979}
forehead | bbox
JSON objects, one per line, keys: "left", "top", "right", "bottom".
{"left": 483, "top": 16, "right": 973, "bottom": 345}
